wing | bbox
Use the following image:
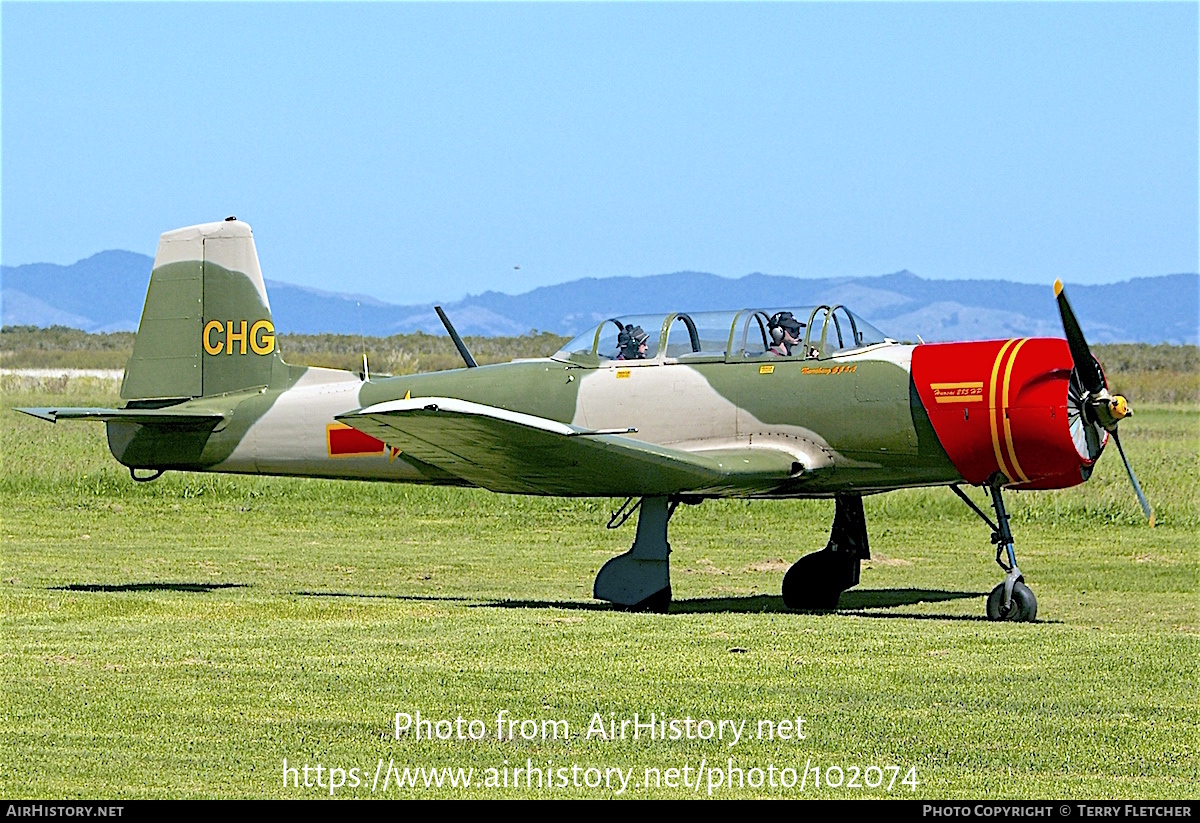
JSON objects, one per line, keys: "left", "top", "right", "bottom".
{"left": 336, "top": 397, "right": 814, "bottom": 496}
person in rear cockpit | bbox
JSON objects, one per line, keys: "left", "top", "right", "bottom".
{"left": 616, "top": 324, "right": 649, "bottom": 360}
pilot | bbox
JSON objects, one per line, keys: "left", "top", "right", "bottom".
{"left": 616, "top": 324, "right": 650, "bottom": 360}
{"left": 767, "top": 312, "right": 804, "bottom": 356}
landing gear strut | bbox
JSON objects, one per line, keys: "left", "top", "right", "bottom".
{"left": 951, "top": 478, "right": 1038, "bottom": 622}
{"left": 594, "top": 495, "right": 675, "bottom": 613}
{"left": 782, "top": 494, "right": 870, "bottom": 610}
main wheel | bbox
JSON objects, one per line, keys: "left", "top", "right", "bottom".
{"left": 782, "top": 552, "right": 843, "bottom": 610}
{"left": 986, "top": 581, "right": 1037, "bottom": 622}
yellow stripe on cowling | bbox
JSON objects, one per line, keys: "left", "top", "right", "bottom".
{"left": 988, "top": 339, "right": 1018, "bottom": 483}
{"left": 1001, "top": 338, "right": 1031, "bottom": 483}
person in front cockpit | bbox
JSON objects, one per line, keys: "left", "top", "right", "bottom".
{"left": 767, "top": 312, "right": 804, "bottom": 356}
{"left": 616, "top": 324, "right": 649, "bottom": 360}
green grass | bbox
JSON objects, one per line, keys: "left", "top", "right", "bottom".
{"left": 1, "top": 379, "right": 1196, "bottom": 798}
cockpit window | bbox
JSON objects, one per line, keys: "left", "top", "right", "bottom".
{"left": 804, "top": 305, "right": 890, "bottom": 355}
{"left": 556, "top": 326, "right": 603, "bottom": 360}
{"left": 827, "top": 306, "right": 888, "bottom": 352}
{"left": 828, "top": 306, "right": 854, "bottom": 352}
{"left": 734, "top": 310, "right": 771, "bottom": 357}
{"left": 664, "top": 312, "right": 739, "bottom": 358}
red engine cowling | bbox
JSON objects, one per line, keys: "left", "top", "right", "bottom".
{"left": 912, "top": 338, "right": 1106, "bottom": 490}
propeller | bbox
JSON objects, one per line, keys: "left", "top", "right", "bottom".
{"left": 1054, "top": 280, "right": 1154, "bottom": 526}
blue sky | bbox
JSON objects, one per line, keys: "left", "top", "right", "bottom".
{"left": 3, "top": 2, "right": 1197, "bottom": 305}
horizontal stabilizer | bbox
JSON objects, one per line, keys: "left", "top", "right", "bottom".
{"left": 337, "top": 397, "right": 804, "bottom": 496}
{"left": 17, "top": 407, "right": 226, "bottom": 428}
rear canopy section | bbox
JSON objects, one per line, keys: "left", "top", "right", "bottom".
{"left": 120, "top": 219, "right": 282, "bottom": 401}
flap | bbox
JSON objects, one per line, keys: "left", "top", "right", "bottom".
{"left": 337, "top": 397, "right": 808, "bottom": 496}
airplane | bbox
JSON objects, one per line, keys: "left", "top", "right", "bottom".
{"left": 17, "top": 218, "right": 1154, "bottom": 620}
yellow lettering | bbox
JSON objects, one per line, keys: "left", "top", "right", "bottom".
{"left": 227, "top": 320, "right": 247, "bottom": 355}
{"left": 250, "top": 320, "right": 275, "bottom": 355}
{"left": 203, "top": 320, "right": 224, "bottom": 355}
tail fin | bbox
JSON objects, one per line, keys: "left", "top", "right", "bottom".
{"left": 120, "top": 219, "right": 284, "bottom": 400}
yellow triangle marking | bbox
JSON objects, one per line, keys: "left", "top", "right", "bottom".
{"left": 404, "top": 390, "right": 411, "bottom": 400}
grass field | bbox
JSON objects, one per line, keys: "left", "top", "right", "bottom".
{"left": 2, "top": 375, "right": 1196, "bottom": 799}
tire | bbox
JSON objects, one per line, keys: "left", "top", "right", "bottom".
{"left": 986, "top": 581, "right": 1038, "bottom": 622}
{"left": 782, "top": 552, "right": 842, "bottom": 610}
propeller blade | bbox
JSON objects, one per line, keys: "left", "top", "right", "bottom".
{"left": 1111, "top": 428, "right": 1155, "bottom": 527}
{"left": 1054, "top": 280, "right": 1105, "bottom": 394}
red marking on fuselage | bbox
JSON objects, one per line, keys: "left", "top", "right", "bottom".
{"left": 327, "top": 423, "right": 386, "bottom": 457}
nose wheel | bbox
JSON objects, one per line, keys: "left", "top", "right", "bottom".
{"left": 951, "top": 478, "right": 1038, "bottom": 623}
{"left": 987, "top": 580, "right": 1037, "bottom": 622}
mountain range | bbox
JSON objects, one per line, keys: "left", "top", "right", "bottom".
{"left": 3, "top": 250, "right": 1197, "bottom": 344}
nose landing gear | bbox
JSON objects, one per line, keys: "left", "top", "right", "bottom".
{"left": 951, "top": 478, "right": 1038, "bottom": 622}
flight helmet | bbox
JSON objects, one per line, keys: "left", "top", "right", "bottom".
{"left": 618, "top": 324, "right": 650, "bottom": 359}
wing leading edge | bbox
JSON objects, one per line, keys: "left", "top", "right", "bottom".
{"left": 336, "top": 397, "right": 811, "bottom": 497}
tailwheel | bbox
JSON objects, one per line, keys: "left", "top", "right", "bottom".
{"left": 986, "top": 580, "right": 1038, "bottom": 622}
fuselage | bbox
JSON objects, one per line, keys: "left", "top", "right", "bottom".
{"left": 105, "top": 331, "right": 1101, "bottom": 499}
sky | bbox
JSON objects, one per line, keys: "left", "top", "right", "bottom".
{"left": 2, "top": 2, "right": 1197, "bottom": 306}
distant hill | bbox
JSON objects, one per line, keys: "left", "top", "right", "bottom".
{"left": 3, "top": 250, "right": 1197, "bottom": 344}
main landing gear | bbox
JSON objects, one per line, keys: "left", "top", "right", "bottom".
{"left": 594, "top": 495, "right": 676, "bottom": 613}
{"left": 781, "top": 494, "right": 870, "bottom": 610}
{"left": 951, "top": 478, "right": 1038, "bottom": 622}
{"left": 594, "top": 494, "right": 872, "bottom": 614}
{"left": 595, "top": 483, "right": 1038, "bottom": 622}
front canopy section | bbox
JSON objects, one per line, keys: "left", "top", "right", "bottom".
{"left": 552, "top": 305, "right": 893, "bottom": 366}
{"left": 800, "top": 306, "right": 891, "bottom": 357}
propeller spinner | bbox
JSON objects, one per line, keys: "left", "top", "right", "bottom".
{"left": 1054, "top": 280, "right": 1154, "bottom": 526}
